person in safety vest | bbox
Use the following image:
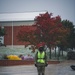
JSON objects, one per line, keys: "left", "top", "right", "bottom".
{"left": 35, "top": 44, "right": 48, "bottom": 75}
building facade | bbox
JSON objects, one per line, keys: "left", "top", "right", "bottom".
{"left": 0, "top": 12, "right": 46, "bottom": 47}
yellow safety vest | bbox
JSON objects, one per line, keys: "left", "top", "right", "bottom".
{"left": 37, "top": 51, "right": 45, "bottom": 63}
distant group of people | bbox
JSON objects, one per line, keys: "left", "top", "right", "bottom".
{"left": 3, "top": 54, "right": 34, "bottom": 60}
{"left": 19, "top": 54, "right": 34, "bottom": 60}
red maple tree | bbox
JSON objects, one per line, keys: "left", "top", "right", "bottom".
{"left": 17, "top": 12, "right": 69, "bottom": 52}
{"left": 34, "top": 12, "right": 69, "bottom": 47}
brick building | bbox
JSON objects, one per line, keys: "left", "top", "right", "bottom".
{"left": 0, "top": 12, "right": 46, "bottom": 47}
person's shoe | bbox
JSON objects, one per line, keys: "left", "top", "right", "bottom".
{"left": 38, "top": 73, "right": 40, "bottom": 75}
{"left": 42, "top": 73, "right": 44, "bottom": 75}
{"left": 70, "top": 65, "right": 75, "bottom": 70}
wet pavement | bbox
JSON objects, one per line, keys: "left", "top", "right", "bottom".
{"left": 0, "top": 60, "right": 75, "bottom": 75}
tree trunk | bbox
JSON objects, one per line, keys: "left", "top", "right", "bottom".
{"left": 61, "top": 49, "right": 63, "bottom": 56}
{"left": 49, "top": 46, "right": 51, "bottom": 59}
{"left": 55, "top": 46, "right": 57, "bottom": 57}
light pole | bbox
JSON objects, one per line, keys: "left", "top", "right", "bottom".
{"left": 12, "top": 21, "right": 14, "bottom": 49}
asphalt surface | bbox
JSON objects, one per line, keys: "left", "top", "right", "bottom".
{"left": 0, "top": 60, "right": 75, "bottom": 75}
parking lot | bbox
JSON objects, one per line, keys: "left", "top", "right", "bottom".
{"left": 0, "top": 60, "right": 75, "bottom": 75}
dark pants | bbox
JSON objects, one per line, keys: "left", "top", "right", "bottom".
{"left": 37, "top": 63, "right": 45, "bottom": 75}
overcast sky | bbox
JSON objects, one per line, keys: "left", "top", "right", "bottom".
{"left": 0, "top": 0, "right": 75, "bottom": 25}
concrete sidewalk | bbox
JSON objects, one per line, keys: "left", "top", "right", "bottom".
{"left": 0, "top": 60, "right": 75, "bottom": 75}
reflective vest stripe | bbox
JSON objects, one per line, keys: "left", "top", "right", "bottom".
{"left": 37, "top": 51, "right": 45, "bottom": 63}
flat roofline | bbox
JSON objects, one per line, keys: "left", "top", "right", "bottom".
{"left": 0, "top": 20, "right": 34, "bottom": 23}
{"left": 0, "top": 11, "right": 46, "bottom": 22}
